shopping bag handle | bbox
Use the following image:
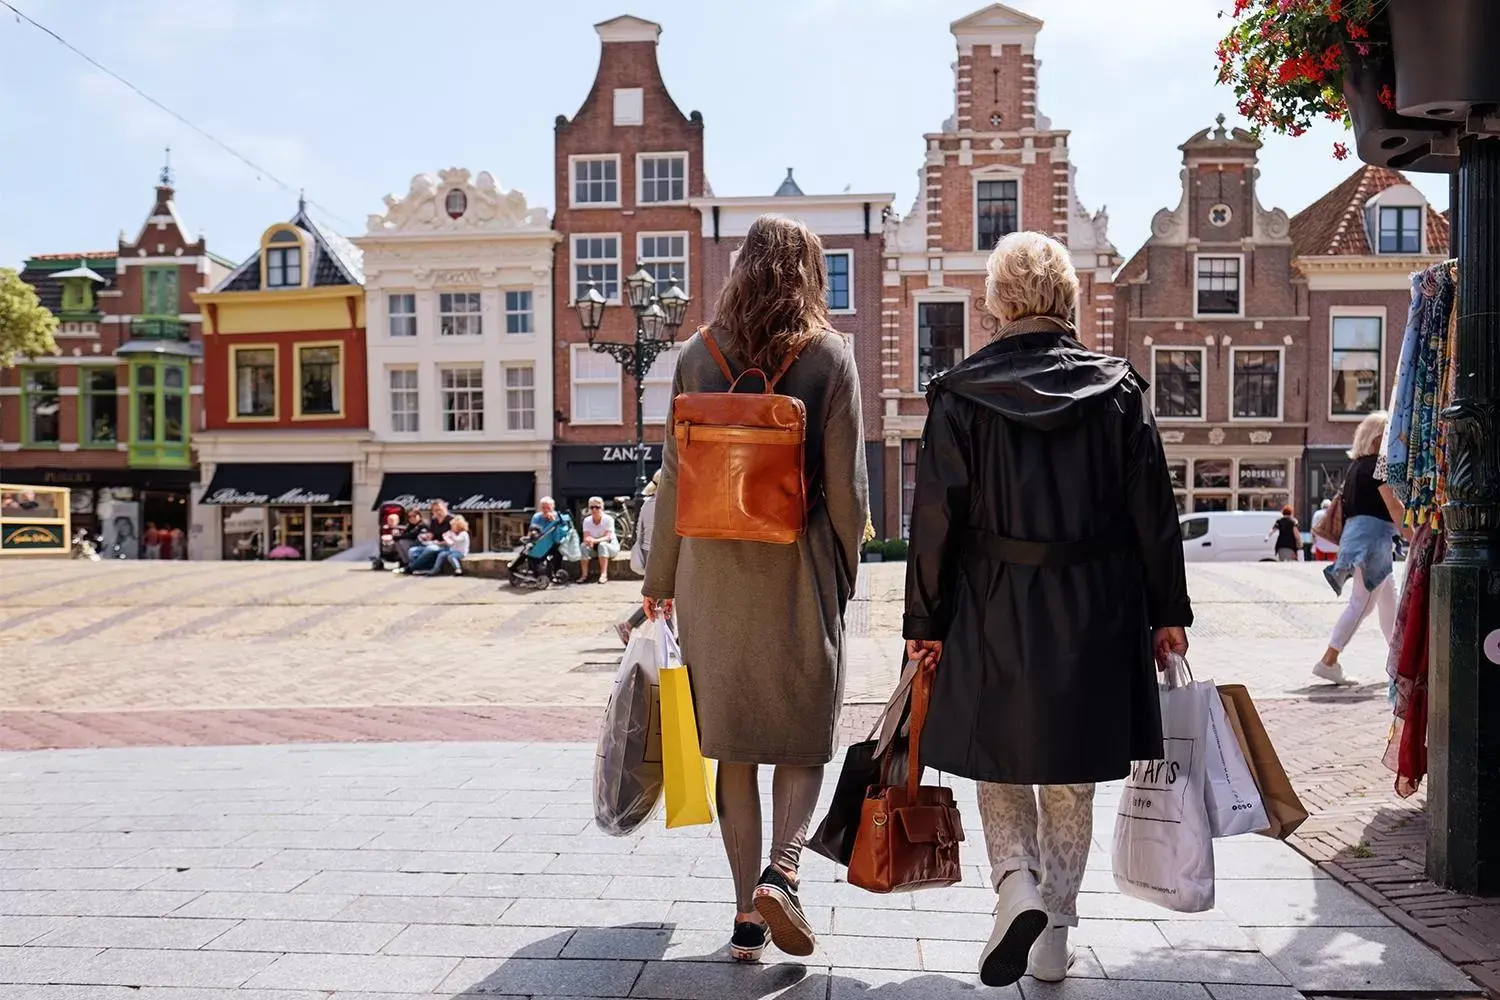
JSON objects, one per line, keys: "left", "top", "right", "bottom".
{"left": 869, "top": 656, "right": 919, "bottom": 758}
{"left": 1161, "top": 652, "right": 1194, "bottom": 690}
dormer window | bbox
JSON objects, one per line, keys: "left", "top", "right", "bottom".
{"left": 1378, "top": 206, "right": 1422, "bottom": 254}
{"left": 265, "top": 229, "right": 302, "bottom": 288}
{"left": 445, "top": 189, "right": 468, "bottom": 219}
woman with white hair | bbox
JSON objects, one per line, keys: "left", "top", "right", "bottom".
{"left": 904, "top": 231, "right": 1191, "bottom": 987}
{"left": 1313, "top": 410, "right": 1406, "bottom": 685}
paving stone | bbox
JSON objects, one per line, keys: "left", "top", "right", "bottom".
{"left": 547, "top": 853, "right": 693, "bottom": 877}
{"left": 1021, "top": 981, "right": 1212, "bottom": 1000}
{"left": 293, "top": 871, "right": 462, "bottom": 896}
{"left": 59, "top": 948, "right": 281, "bottom": 988}
{"left": 362, "top": 831, "right": 507, "bottom": 852}
{"left": 243, "top": 953, "right": 460, "bottom": 992}
{"left": 0, "top": 891, "right": 199, "bottom": 918}
{"left": 438, "top": 956, "right": 643, "bottom": 996}
{"left": 383, "top": 923, "right": 570, "bottom": 958}
{"left": 229, "top": 829, "right": 376, "bottom": 850}
{"left": 631, "top": 959, "right": 828, "bottom": 999}
{"left": 498, "top": 897, "right": 671, "bottom": 927}
{"left": 33, "top": 916, "right": 237, "bottom": 950}
{"left": 601, "top": 875, "right": 735, "bottom": 903}
{"left": 1203, "top": 987, "right": 1307, "bottom": 1000}
{"left": 1212, "top": 878, "right": 1393, "bottom": 928}
{"left": 143, "top": 869, "right": 314, "bottom": 893}
{"left": 558, "top": 926, "right": 731, "bottom": 962}
{"left": 1156, "top": 921, "right": 1260, "bottom": 952}
{"left": 1090, "top": 946, "right": 1292, "bottom": 985}
{"left": 832, "top": 907, "right": 992, "bottom": 941}
{"left": 665, "top": 900, "right": 833, "bottom": 935}
{"left": 0, "top": 945, "right": 105, "bottom": 983}
{"left": 446, "top": 873, "right": 611, "bottom": 899}
{"left": 829, "top": 967, "right": 1016, "bottom": 998}
{"left": 204, "top": 918, "right": 405, "bottom": 954}
{"left": 0, "top": 916, "right": 71, "bottom": 946}
{"left": 115, "top": 848, "right": 275, "bottom": 869}
{"left": 1248, "top": 925, "right": 1477, "bottom": 992}
{"left": 171, "top": 891, "right": 356, "bottom": 921}
{"left": 3, "top": 869, "right": 171, "bottom": 892}
{"left": 332, "top": 894, "right": 512, "bottom": 925}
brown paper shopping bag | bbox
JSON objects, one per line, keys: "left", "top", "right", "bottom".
{"left": 1217, "top": 684, "right": 1308, "bottom": 840}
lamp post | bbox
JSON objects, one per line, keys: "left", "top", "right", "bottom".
{"left": 572, "top": 271, "right": 690, "bottom": 506}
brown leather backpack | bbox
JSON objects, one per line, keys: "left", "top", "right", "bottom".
{"left": 671, "top": 329, "right": 810, "bottom": 544}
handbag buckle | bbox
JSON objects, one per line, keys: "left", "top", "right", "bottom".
{"left": 872, "top": 812, "right": 887, "bottom": 827}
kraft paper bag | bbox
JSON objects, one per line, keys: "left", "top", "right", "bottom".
{"left": 1218, "top": 684, "right": 1308, "bottom": 840}
{"left": 659, "top": 630, "right": 715, "bottom": 829}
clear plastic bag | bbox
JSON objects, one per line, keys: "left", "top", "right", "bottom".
{"left": 560, "top": 526, "right": 582, "bottom": 563}
{"left": 593, "top": 618, "right": 669, "bottom": 836}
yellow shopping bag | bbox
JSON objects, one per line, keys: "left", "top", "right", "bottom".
{"left": 659, "top": 651, "right": 716, "bottom": 829}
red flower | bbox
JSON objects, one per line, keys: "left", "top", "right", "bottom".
{"left": 1333, "top": 141, "right": 1351, "bottom": 160}
{"left": 1355, "top": 42, "right": 1370, "bottom": 56}
{"left": 1347, "top": 21, "right": 1368, "bottom": 39}
{"left": 1379, "top": 84, "right": 1396, "bottom": 110}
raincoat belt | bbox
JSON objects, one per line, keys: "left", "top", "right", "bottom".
{"left": 966, "top": 527, "right": 1121, "bottom": 568}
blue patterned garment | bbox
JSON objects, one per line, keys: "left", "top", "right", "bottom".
{"left": 1381, "top": 273, "right": 1424, "bottom": 505}
{"left": 1384, "top": 265, "right": 1456, "bottom": 521}
{"left": 1325, "top": 514, "right": 1395, "bottom": 596}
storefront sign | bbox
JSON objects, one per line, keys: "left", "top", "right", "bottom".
{"left": 1, "top": 522, "right": 64, "bottom": 551}
{"left": 385, "top": 492, "right": 515, "bottom": 511}
{"left": 374, "top": 471, "right": 535, "bottom": 513}
{"left": 206, "top": 488, "right": 335, "bottom": 506}
{"left": 601, "top": 444, "right": 657, "bottom": 463}
{"left": 1238, "top": 462, "right": 1288, "bottom": 489}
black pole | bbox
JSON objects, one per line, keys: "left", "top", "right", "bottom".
{"left": 1427, "top": 133, "right": 1500, "bottom": 896}
{"left": 633, "top": 314, "right": 648, "bottom": 500}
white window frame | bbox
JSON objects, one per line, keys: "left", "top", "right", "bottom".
{"left": 637, "top": 151, "right": 689, "bottom": 206}
{"left": 1151, "top": 345, "right": 1208, "bottom": 423}
{"left": 569, "top": 154, "right": 622, "bottom": 209}
{"left": 913, "top": 293, "right": 971, "bottom": 392}
{"left": 504, "top": 290, "right": 533, "bottom": 336}
{"left": 387, "top": 293, "right": 416, "bottom": 338}
{"left": 1227, "top": 345, "right": 1285, "bottom": 423}
{"left": 438, "top": 292, "right": 482, "bottom": 338}
{"left": 971, "top": 165, "right": 1025, "bottom": 252}
{"left": 572, "top": 233, "right": 623, "bottom": 305}
{"left": 636, "top": 232, "right": 689, "bottom": 299}
{"left": 1193, "top": 253, "right": 1246, "bottom": 319}
{"left": 825, "top": 249, "right": 855, "bottom": 314}
{"left": 1328, "top": 307, "right": 1386, "bottom": 422}
{"left": 570, "top": 343, "right": 622, "bottom": 426}
{"left": 503, "top": 364, "right": 536, "bottom": 433}
{"left": 641, "top": 346, "right": 682, "bottom": 425}
{"left": 387, "top": 366, "right": 419, "bottom": 435}
{"left": 1376, "top": 204, "right": 1425, "bottom": 255}
{"left": 439, "top": 364, "right": 485, "bottom": 434}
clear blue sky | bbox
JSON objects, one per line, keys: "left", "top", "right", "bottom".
{"left": 0, "top": 0, "right": 1451, "bottom": 272}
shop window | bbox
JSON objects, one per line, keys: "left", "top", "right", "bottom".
{"left": 143, "top": 267, "right": 179, "bottom": 316}
{"left": 826, "top": 251, "right": 852, "bottom": 312}
{"left": 505, "top": 291, "right": 533, "bottom": 335}
{"left": 439, "top": 293, "right": 482, "bottom": 337}
{"left": 1192, "top": 495, "right": 1231, "bottom": 512}
{"left": 504, "top": 365, "right": 536, "bottom": 432}
{"left": 128, "top": 359, "right": 190, "bottom": 467}
{"left": 1237, "top": 493, "right": 1291, "bottom": 512}
{"left": 975, "top": 179, "right": 1019, "bottom": 251}
{"left": 572, "top": 156, "right": 620, "bottom": 206}
{"left": 916, "top": 301, "right": 966, "bottom": 388}
{"left": 641, "top": 347, "right": 682, "bottom": 424}
{"left": 638, "top": 233, "right": 687, "bottom": 297}
{"left": 1153, "top": 348, "right": 1204, "bottom": 418}
{"left": 638, "top": 153, "right": 687, "bottom": 204}
{"left": 388, "top": 294, "right": 417, "bottom": 337}
{"left": 309, "top": 507, "right": 351, "bottom": 561}
{"left": 571, "top": 345, "right": 622, "bottom": 424}
{"left": 900, "top": 438, "right": 921, "bottom": 538}
{"left": 296, "top": 344, "right": 342, "bottom": 418}
{"left": 1231, "top": 349, "right": 1281, "bottom": 420}
{"left": 1378, "top": 206, "right": 1422, "bottom": 254}
{"left": 21, "top": 367, "right": 60, "bottom": 445}
{"left": 1331, "top": 314, "right": 1382, "bottom": 416}
{"left": 389, "top": 368, "right": 419, "bottom": 433}
{"left": 232, "top": 347, "right": 277, "bottom": 419}
{"left": 1194, "top": 459, "right": 1233, "bottom": 490}
{"left": 1196, "top": 256, "right": 1241, "bottom": 315}
{"left": 487, "top": 511, "right": 531, "bottom": 553}
{"left": 574, "top": 235, "right": 621, "bottom": 303}
{"left": 221, "top": 506, "right": 266, "bottom": 560}
{"left": 441, "top": 365, "right": 484, "bottom": 432}
{"left": 81, "top": 367, "right": 118, "bottom": 445}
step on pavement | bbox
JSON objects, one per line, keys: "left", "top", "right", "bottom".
{"left": 0, "top": 741, "right": 1481, "bottom": 999}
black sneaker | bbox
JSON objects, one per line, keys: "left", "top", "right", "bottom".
{"left": 729, "top": 920, "right": 769, "bottom": 963}
{"left": 752, "top": 865, "right": 816, "bottom": 957}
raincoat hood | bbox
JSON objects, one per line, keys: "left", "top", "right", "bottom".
{"left": 928, "top": 315, "right": 1139, "bottom": 432}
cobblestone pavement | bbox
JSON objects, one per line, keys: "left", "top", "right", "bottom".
{"left": 0, "top": 742, "right": 1480, "bottom": 999}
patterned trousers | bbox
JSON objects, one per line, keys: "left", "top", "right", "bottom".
{"left": 976, "top": 782, "right": 1095, "bottom": 927}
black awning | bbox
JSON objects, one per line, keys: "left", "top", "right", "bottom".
{"left": 373, "top": 471, "right": 535, "bottom": 513}
{"left": 201, "top": 463, "right": 353, "bottom": 506}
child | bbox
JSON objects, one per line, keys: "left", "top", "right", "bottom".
{"left": 432, "top": 515, "right": 471, "bottom": 576}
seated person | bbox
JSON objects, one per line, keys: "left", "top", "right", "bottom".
{"left": 391, "top": 508, "right": 426, "bottom": 569}
{"left": 400, "top": 500, "right": 452, "bottom": 575}
{"left": 531, "top": 496, "right": 561, "bottom": 533}
{"left": 578, "top": 496, "right": 619, "bottom": 584}
{"left": 410, "top": 515, "right": 471, "bottom": 576}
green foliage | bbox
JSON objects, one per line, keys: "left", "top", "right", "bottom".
{"left": 881, "top": 537, "right": 909, "bottom": 561}
{"left": 0, "top": 268, "right": 59, "bottom": 367}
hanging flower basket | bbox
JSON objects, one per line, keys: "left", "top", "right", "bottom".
{"left": 1216, "top": 0, "right": 1456, "bottom": 173}
{"left": 1387, "top": 0, "right": 1500, "bottom": 123}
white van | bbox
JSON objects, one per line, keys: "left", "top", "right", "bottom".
{"left": 1178, "top": 510, "right": 1281, "bottom": 563}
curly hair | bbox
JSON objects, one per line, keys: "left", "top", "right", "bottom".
{"left": 710, "top": 215, "right": 831, "bottom": 374}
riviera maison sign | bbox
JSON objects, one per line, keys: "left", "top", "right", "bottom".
{"left": 387, "top": 493, "right": 514, "bottom": 511}
{"left": 208, "top": 488, "right": 334, "bottom": 505}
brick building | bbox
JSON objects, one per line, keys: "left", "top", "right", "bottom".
{"left": 1116, "top": 120, "right": 1450, "bottom": 524}
{"left": 1, "top": 171, "right": 227, "bottom": 554}
{"left": 191, "top": 201, "right": 369, "bottom": 561}
{"left": 876, "top": 2, "right": 1120, "bottom": 537}
{"left": 550, "top": 14, "right": 706, "bottom": 521}
{"left": 691, "top": 169, "right": 895, "bottom": 528}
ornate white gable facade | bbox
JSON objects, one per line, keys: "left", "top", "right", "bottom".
{"left": 354, "top": 169, "right": 560, "bottom": 550}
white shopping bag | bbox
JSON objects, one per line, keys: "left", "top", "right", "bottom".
{"left": 1112, "top": 656, "right": 1216, "bottom": 913}
{"left": 1204, "top": 687, "right": 1270, "bottom": 838}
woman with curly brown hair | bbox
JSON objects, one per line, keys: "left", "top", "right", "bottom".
{"left": 642, "top": 214, "right": 870, "bottom": 964}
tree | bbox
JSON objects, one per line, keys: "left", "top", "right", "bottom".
{"left": 0, "top": 267, "right": 59, "bottom": 367}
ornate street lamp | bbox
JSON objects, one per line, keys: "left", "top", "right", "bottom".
{"left": 571, "top": 277, "right": 691, "bottom": 510}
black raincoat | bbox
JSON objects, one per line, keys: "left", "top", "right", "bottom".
{"left": 903, "top": 316, "right": 1193, "bottom": 786}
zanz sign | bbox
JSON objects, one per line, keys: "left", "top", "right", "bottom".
{"left": 601, "top": 445, "right": 656, "bottom": 463}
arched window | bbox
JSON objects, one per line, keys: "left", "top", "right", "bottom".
{"left": 445, "top": 189, "right": 468, "bottom": 219}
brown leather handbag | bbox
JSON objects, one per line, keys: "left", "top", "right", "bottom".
{"left": 847, "top": 659, "right": 965, "bottom": 894}
{"left": 671, "top": 329, "right": 809, "bottom": 544}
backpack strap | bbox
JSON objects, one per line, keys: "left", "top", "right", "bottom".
{"left": 703, "top": 327, "right": 814, "bottom": 393}
{"left": 701, "top": 328, "right": 735, "bottom": 382}
{"left": 766, "top": 338, "right": 812, "bottom": 392}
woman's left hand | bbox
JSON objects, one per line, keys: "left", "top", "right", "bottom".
{"left": 906, "top": 639, "right": 943, "bottom": 668}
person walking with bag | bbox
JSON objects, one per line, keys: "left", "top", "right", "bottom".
{"left": 641, "top": 215, "right": 869, "bottom": 964}
{"left": 616, "top": 471, "right": 661, "bottom": 646}
{"left": 903, "top": 232, "right": 1192, "bottom": 988}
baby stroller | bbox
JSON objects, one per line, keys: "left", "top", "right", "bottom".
{"left": 508, "top": 514, "right": 576, "bottom": 590}
{"left": 371, "top": 502, "right": 405, "bottom": 570}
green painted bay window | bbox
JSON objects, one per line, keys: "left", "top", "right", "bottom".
{"left": 127, "top": 358, "right": 190, "bottom": 467}
{"left": 79, "top": 366, "right": 119, "bottom": 447}
{"left": 143, "top": 266, "right": 180, "bottom": 317}
{"left": 20, "top": 367, "right": 60, "bottom": 447}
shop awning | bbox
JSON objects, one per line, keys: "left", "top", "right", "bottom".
{"left": 373, "top": 472, "right": 535, "bottom": 513}
{"left": 201, "top": 463, "right": 353, "bottom": 506}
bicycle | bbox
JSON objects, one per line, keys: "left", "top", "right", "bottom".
{"left": 609, "top": 495, "right": 638, "bottom": 552}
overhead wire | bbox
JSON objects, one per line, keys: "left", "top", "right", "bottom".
{"left": 0, "top": 0, "right": 357, "bottom": 230}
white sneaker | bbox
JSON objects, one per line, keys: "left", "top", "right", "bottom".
{"left": 979, "top": 869, "right": 1048, "bottom": 988}
{"left": 1027, "top": 925, "right": 1076, "bottom": 982}
{"left": 1312, "top": 661, "right": 1357, "bottom": 686}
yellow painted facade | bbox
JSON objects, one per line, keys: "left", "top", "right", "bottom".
{"left": 196, "top": 287, "right": 364, "bottom": 335}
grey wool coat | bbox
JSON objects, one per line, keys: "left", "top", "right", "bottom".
{"left": 642, "top": 329, "right": 870, "bottom": 766}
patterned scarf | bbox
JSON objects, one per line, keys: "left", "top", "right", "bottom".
{"left": 1384, "top": 265, "right": 1456, "bottom": 524}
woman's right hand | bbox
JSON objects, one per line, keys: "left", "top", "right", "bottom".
{"left": 906, "top": 639, "right": 943, "bottom": 669}
{"left": 643, "top": 596, "right": 674, "bottom": 621}
{"left": 1153, "top": 627, "right": 1188, "bottom": 671}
